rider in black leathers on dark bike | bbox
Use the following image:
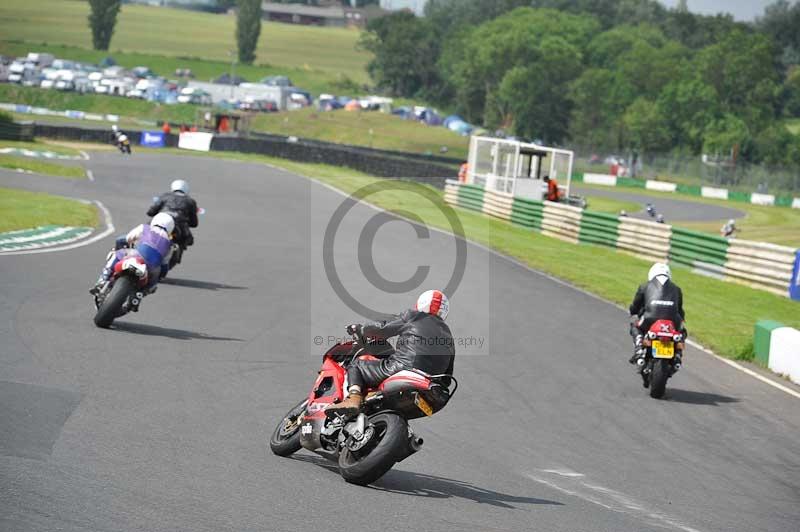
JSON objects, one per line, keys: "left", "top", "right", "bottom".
{"left": 147, "top": 180, "right": 198, "bottom": 253}
{"left": 629, "top": 263, "right": 686, "bottom": 364}
{"left": 326, "top": 290, "right": 455, "bottom": 417}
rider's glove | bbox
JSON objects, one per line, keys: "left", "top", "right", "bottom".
{"left": 346, "top": 323, "right": 362, "bottom": 337}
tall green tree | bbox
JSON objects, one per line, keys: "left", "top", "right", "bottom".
{"left": 623, "top": 98, "right": 671, "bottom": 153}
{"left": 236, "top": 0, "right": 262, "bottom": 65}
{"left": 87, "top": 0, "right": 121, "bottom": 51}
{"left": 358, "top": 12, "right": 440, "bottom": 97}
{"left": 442, "top": 7, "right": 598, "bottom": 141}
{"left": 694, "top": 29, "right": 780, "bottom": 132}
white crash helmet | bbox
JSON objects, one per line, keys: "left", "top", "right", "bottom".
{"left": 648, "top": 262, "right": 671, "bottom": 283}
{"left": 171, "top": 179, "right": 189, "bottom": 194}
{"left": 112, "top": 125, "right": 118, "bottom": 132}
{"left": 728, "top": 219, "right": 736, "bottom": 226}
{"left": 415, "top": 289, "right": 450, "bottom": 320}
{"left": 150, "top": 212, "right": 175, "bottom": 234}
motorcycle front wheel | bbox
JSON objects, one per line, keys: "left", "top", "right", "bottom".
{"left": 93, "top": 275, "right": 134, "bottom": 328}
{"left": 650, "top": 359, "right": 671, "bottom": 399}
{"left": 269, "top": 399, "right": 308, "bottom": 457}
{"left": 338, "top": 412, "right": 407, "bottom": 486}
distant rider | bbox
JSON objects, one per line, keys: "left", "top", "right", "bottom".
{"left": 721, "top": 219, "right": 739, "bottom": 238}
{"left": 90, "top": 213, "right": 175, "bottom": 311}
{"left": 645, "top": 203, "right": 656, "bottom": 218}
{"left": 628, "top": 263, "right": 686, "bottom": 365}
{"left": 111, "top": 125, "right": 129, "bottom": 150}
{"left": 147, "top": 179, "right": 198, "bottom": 254}
{"left": 325, "top": 290, "right": 456, "bottom": 417}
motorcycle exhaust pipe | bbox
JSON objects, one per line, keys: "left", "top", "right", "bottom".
{"left": 397, "top": 434, "right": 424, "bottom": 462}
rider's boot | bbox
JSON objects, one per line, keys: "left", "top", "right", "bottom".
{"left": 325, "top": 386, "right": 362, "bottom": 418}
{"left": 628, "top": 334, "right": 645, "bottom": 364}
{"left": 89, "top": 268, "right": 112, "bottom": 295}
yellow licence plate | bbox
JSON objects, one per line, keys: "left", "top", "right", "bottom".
{"left": 415, "top": 394, "right": 433, "bottom": 416}
{"left": 652, "top": 340, "right": 675, "bottom": 359}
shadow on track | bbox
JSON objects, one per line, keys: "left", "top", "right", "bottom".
{"left": 112, "top": 322, "right": 244, "bottom": 341}
{"left": 159, "top": 278, "right": 247, "bottom": 291}
{"left": 287, "top": 454, "right": 562, "bottom": 509}
{"left": 665, "top": 388, "right": 739, "bottom": 405}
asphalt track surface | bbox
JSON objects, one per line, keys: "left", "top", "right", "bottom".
{"left": 573, "top": 185, "right": 746, "bottom": 222}
{"left": 1, "top": 152, "right": 798, "bottom": 532}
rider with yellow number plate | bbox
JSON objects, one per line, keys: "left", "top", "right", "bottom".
{"left": 628, "top": 263, "right": 686, "bottom": 366}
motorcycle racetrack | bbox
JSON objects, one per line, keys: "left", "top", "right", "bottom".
{"left": 1, "top": 152, "right": 798, "bottom": 532}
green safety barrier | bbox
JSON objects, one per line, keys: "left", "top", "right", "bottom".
{"left": 511, "top": 197, "right": 543, "bottom": 230}
{"left": 669, "top": 227, "right": 729, "bottom": 267}
{"left": 456, "top": 184, "right": 485, "bottom": 212}
{"left": 676, "top": 183, "right": 702, "bottom": 196}
{"left": 579, "top": 210, "right": 619, "bottom": 247}
{"left": 753, "top": 320, "right": 785, "bottom": 365}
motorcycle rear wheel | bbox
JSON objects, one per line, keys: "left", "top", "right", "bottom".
{"left": 338, "top": 412, "right": 407, "bottom": 486}
{"left": 269, "top": 399, "right": 307, "bottom": 457}
{"left": 650, "top": 359, "right": 670, "bottom": 399}
{"left": 93, "top": 275, "right": 134, "bottom": 328}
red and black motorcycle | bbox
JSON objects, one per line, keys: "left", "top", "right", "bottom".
{"left": 270, "top": 329, "right": 458, "bottom": 485}
{"left": 638, "top": 319, "right": 684, "bottom": 398}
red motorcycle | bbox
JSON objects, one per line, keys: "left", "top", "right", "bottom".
{"left": 270, "top": 329, "right": 458, "bottom": 485}
{"left": 92, "top": 251, "right": 149, "bottom": 328}
{"left": 638, "top": 319, "right": 684, "bottom": 398}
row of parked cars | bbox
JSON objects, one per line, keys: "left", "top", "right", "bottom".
{"left": 0, "top": 52, "right": 301, "bottom": 112}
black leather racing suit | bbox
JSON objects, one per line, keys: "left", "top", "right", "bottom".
{"left": 629, "top": 278, "right": 686, "bottom": 336}
{"left": 147, "top": 192, "right": 198, "bottom": 248}
{"left": 347, "top": 309, "right": 455, "bottom": 390}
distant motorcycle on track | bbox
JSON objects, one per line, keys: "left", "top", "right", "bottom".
{"left": 270, "top": 327, "right": 458, "bottom": 485}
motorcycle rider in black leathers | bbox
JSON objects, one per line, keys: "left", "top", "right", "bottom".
{"left": 326, "top": 290, "right": 455, "bottom": 417}
{"left": 629, "top": 262, "right": 686, "bottom": 365}
{"left": 147, "top": 179, "right": 198, "bottom": 255}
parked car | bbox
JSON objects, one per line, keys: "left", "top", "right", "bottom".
{"left": 260, "top": 75, "right": 292, "bottom": 87}
{"left": 177, "top": 87, "right": 212, "bottom": 105}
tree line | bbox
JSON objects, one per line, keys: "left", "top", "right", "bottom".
{"left": 359, "top": 0, "right": 800, "bottom": 168}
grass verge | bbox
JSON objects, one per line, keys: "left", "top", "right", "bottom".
{"left": 578, "top": 183, "right": 800, "bottom": 248}
{"left": 1, "top": 84, "right": 198, "bottom": 125}
{"left": 251, "top": 108, "right": 469, "bottom": 159}
{"left": 583, "top": 195, "right": 639, "bottom": 215}
{"left": 155, "top": 146, "right": 800, "bottom": 361}
{"left": 0, "top": 154, "right": 86, "bottom": 178}
{"left": 0, "top": 139, "right": 82, "bottom": 156}
{"left": 0, "top": 186, "right": 97, "bottom": 232}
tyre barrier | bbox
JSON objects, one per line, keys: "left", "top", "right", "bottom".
{"left": 444, "top": 180, "right": 800, "bottom": 299}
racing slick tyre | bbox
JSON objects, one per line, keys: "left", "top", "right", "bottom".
{"left": 338, "top": 412, "right": 407, "bottom": 486}
{"left": 270, "top": 399, "right": 307, "bottom": 457}
{"left": 93, "top": 276, "right": 134, "bottom": 328}
{"left": 650, "top": 359, "right": 670, "bottom": 399}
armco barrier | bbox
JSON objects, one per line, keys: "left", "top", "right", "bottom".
{"left": 0, "top": 120, "right": 34, "bottom": 141}
{"left": 511, "top": 197, "right": 543, "bottom": 230}
{"left": 669, "top": 228, "right": 728, "bottom": 278}
{"left": 34, "top": 124, "right": 179, "bottom": 147}
{"left": 443, "top": 180, "right": 799, "bottom": 299}
{"left": 725, "top": 240, "right": 796, "bottom": 296}
{"left": 617, "top": 218, "right": 671, "bottom": 262}
{"left": 571, "top": 172, "right": 800, "bottom": 209}
{"left": 541, "top": 202, "right": 582, "bottom": 243}
{"left": 579, "top": 210, "right": 619, "bottom": 248}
